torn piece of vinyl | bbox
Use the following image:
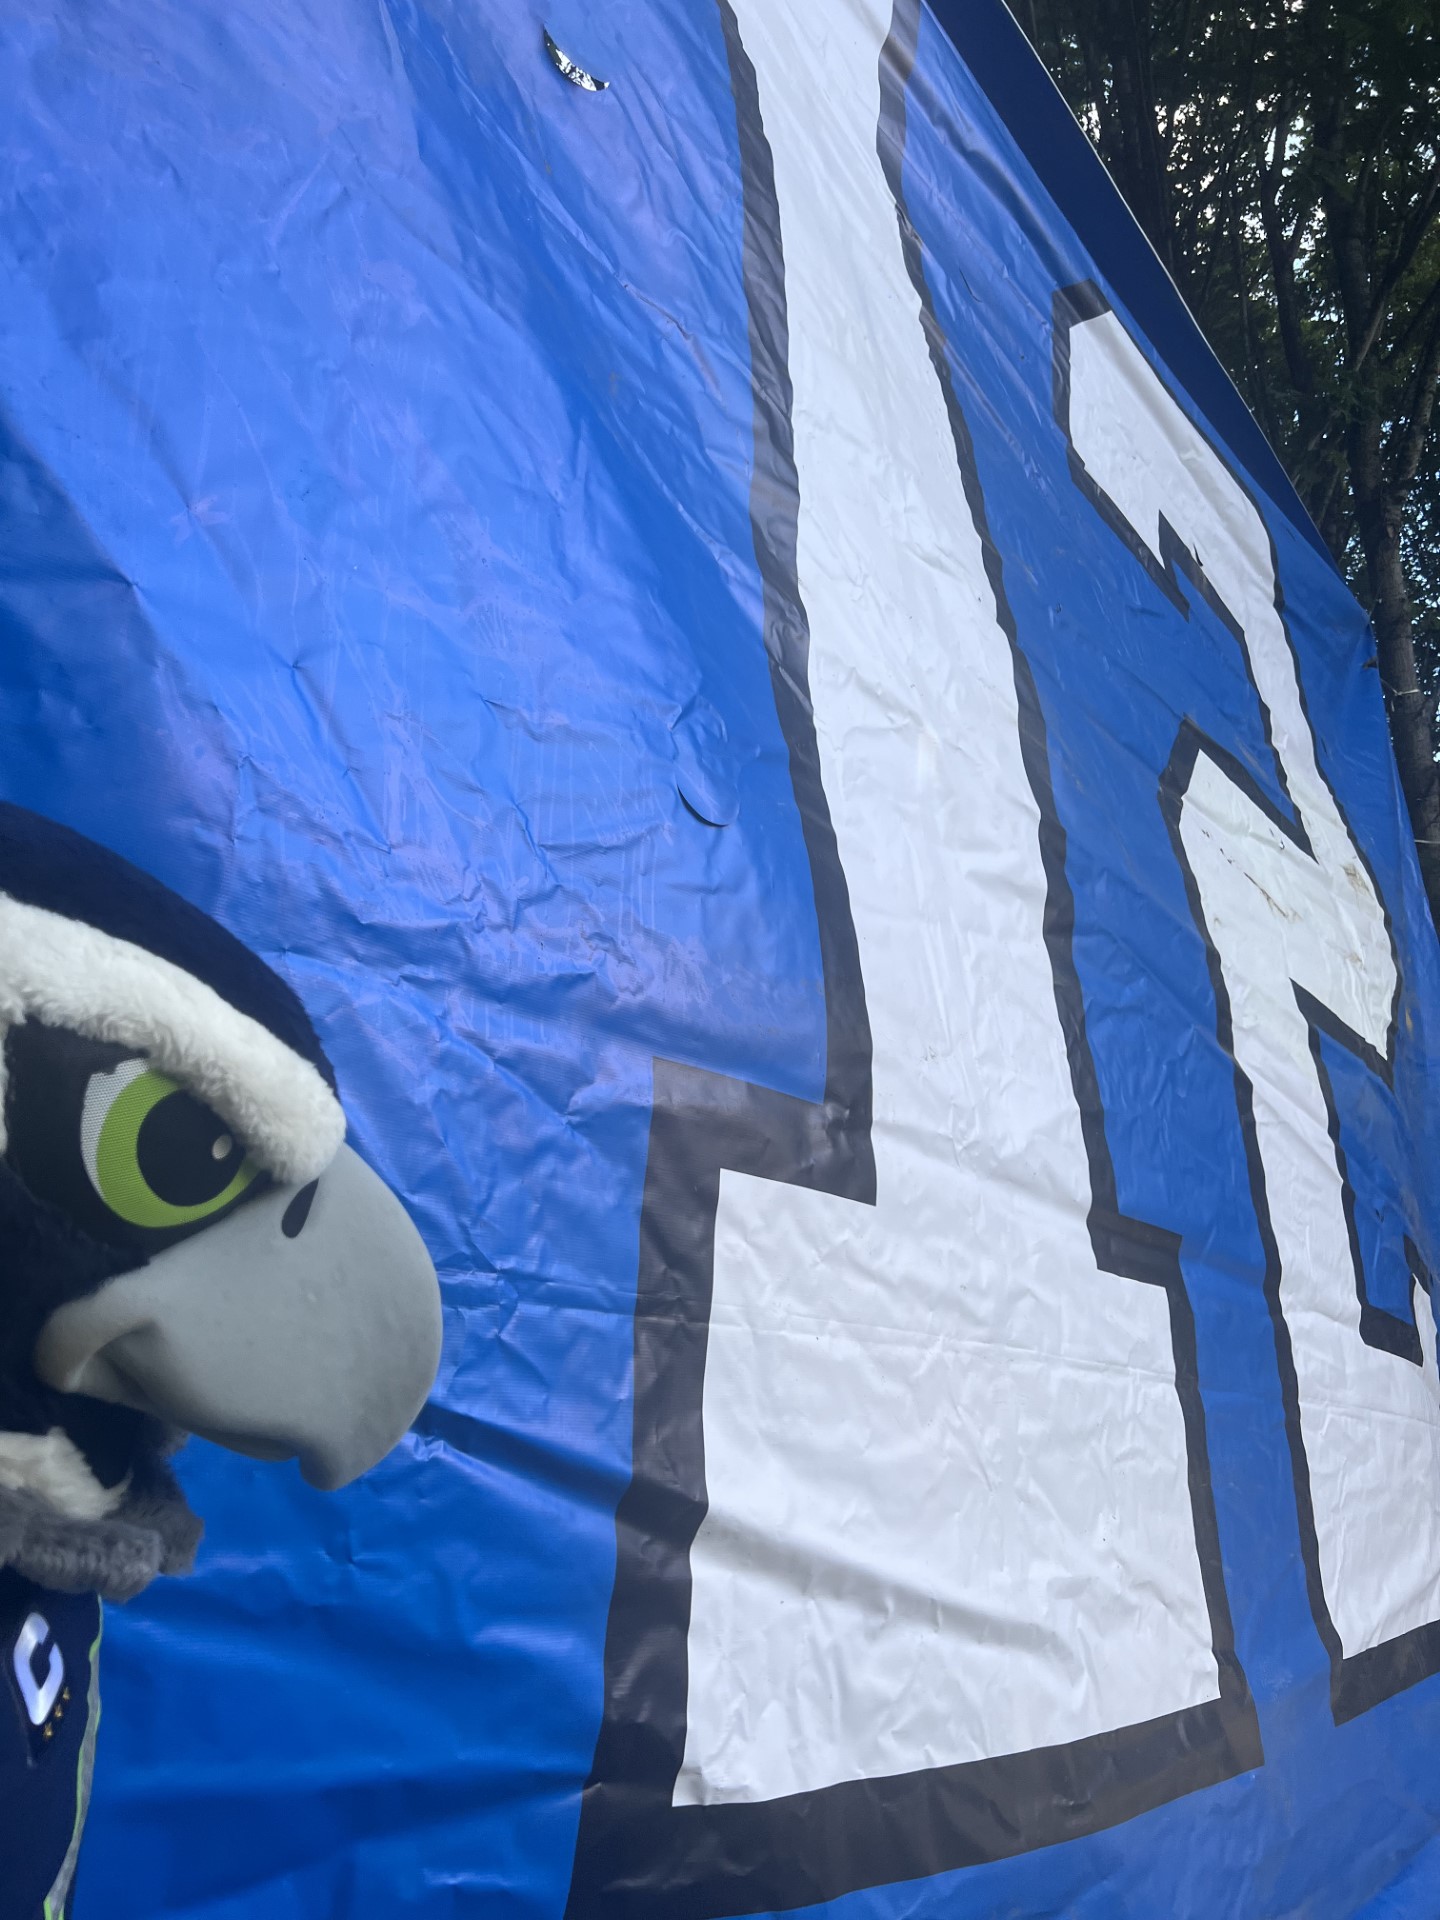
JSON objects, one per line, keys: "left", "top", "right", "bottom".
{"left": 543, "top": 28, "right": 609, "bottom": 92}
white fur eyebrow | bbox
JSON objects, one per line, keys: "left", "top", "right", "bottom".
{"left": 0, "top": 894, "right": 345, "bottom": 1186}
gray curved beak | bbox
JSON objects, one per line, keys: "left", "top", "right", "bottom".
{"left": 32, "top": 1144, "right": 442, "bottom": 1491}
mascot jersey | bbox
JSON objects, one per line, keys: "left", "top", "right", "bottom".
{"left": 1, "top": 1576, "right": 98, "bottom": 1918}
{"left": 0, "top": 804, "right": 442, "bottom": 1916}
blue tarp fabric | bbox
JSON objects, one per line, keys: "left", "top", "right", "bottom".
{"left": 3, "top": 0, "right": 1440, "bottom": 1915}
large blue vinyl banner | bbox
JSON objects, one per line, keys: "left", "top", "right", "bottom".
{"left": 3, "top": 0, "right": 1440, "bottom": 1914}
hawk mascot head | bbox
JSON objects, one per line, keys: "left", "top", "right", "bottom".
{"left": 0, "top": 803, "right": 442, "bottom": 1601}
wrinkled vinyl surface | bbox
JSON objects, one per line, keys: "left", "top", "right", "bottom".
{"left": 3, "top": 0, "right": 1440, "bottom": 1915}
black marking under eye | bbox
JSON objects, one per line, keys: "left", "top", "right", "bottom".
{"left": 282, "top": 1181, "right": 318, "bottom": 1239}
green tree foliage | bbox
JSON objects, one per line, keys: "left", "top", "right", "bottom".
{"left": 1023, "top": 0, "right": 1440, "bottom": 916}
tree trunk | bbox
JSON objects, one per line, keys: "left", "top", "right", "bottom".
{"left": 1355, "top": 488, "right": 1440, "bottom": 922}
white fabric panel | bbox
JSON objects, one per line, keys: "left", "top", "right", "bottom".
{"left": 676, "top": 0, "right": 1218, "bottom": 1809}
{"left": 1068, "top": 309, "right": 1440, "bottom": 1662}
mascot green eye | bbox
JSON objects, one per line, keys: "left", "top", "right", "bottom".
{"left": 82, "top": 1060, "right": 258, "bottom": 1230}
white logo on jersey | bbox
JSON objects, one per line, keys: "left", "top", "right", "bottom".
{"left": 13, "top": 1611, "right": 64, "bottom": 1728}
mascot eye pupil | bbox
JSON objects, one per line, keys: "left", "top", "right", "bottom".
{"left": 134, "top": 1087, "right": 246, "bottom": 1206}
{"left": 85, "top": 1063, "right": 257, "bottom": 1229}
